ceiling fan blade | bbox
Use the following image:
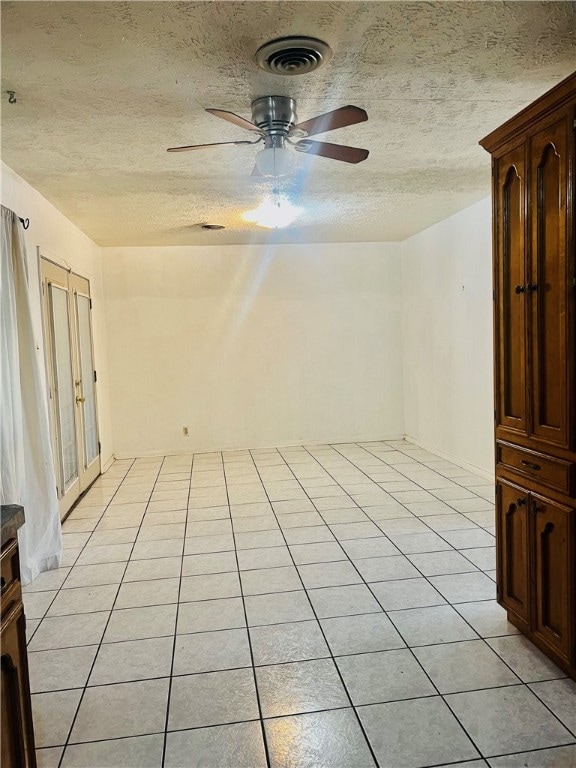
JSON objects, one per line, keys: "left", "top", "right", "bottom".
{"left": 293, "top": 105, "right": 368, "bottom": 137}
{"left": 167, "top": 140, "right": 258, "bottom": 153}
{"left": 206, "top": 108, "right": 261, "bottom": 133}
{"left": 295, "top": 140, "right": 369, "bottom": 164}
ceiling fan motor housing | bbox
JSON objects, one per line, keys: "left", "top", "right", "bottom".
{"left": 251, "top": 96, "right": 298, "bottom": 148}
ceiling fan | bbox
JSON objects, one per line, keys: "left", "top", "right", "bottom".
{"left": 167, "top": 96, "right": 369, "bottom": 176}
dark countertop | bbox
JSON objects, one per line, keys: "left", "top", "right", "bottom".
{"left": 1, "top": 505, "right": 25, "bottom": 548}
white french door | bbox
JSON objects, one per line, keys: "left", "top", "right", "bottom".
{"left": 41, "top": 258, "right": 100, "bottom": 518}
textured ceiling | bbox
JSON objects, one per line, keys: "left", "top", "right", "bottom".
{"left": 1, "top": 1, "right": 575, "bottom": 246}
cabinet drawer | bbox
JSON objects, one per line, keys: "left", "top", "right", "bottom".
{"left": 1, "top": 539, "right": 20, "bottom": 597}
{"left": 496, "top": 441, "right": 574, "bottom": 495}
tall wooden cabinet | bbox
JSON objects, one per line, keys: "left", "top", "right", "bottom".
{"left": 480, "top": 72, "right": 576, "bottom": 679}
{"left": 1, "top": 507, "right": 37, "bottom": 768}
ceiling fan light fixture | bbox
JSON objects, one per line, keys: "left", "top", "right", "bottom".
{"left": 255, "top": 145, "right": 296, "bottom": 177}
{"left": 242, "top": 196, "right": 302, "bottom": 229}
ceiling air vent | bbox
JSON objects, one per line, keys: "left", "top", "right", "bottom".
{"left": 255, "top": 36, "right": 332, "bottom": 76}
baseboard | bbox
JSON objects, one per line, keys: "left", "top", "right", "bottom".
{"left": 404, "top": 435, "right": 495, "bottom": 482}
{"left": 101, "top": 454, "right": 115, "bottom": 472}
{"left": 106, "top": 435, "right": 494, "bottom": 481}
{"left": 111, "top": 434, "right": 407, "bottom": 461}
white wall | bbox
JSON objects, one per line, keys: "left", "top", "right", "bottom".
{"left": 401, "top": 197, "right": 494, "bottom": 477}
{"left": 3, "top": 161, "right": 494, "bottom": 471}
{"left": 102, "top": 242, "right": 404, "bottom": 456}
{"left": 1, "top": 163, "right": 113, "bottom": 467}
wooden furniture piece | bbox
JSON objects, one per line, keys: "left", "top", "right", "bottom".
{"left": 480, "top": 72, "right": 576, "bottom": 680}
{"left": 1, "top": 505, "right": 37, "bottom": 768}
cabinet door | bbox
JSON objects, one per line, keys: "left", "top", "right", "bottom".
{"left": 1, "top": 603, "right": 37, "bottom": 768}
{"left": 495, "top": 146, "right": 528, "bottom": 436}
{"left": 528, "top": 115, "right": 572, "bottom": 449}
{"left": 496, "top": 479, "right": 530, "bottom": 627}
{"left": 531, "top": 493, "right": 572, "bottom": 659}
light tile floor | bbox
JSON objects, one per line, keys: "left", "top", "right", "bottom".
{"left": 24, "top": 440, "right": 576, "bottom": 768}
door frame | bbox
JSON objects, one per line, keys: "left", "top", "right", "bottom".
{"left": 39, "top": 252, "right": 101, "bottom": 518}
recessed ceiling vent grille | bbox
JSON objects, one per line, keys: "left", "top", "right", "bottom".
{"left": 255, "top": 37, "right": 332, "bottom": 76}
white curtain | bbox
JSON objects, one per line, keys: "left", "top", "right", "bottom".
{"left": 0, "top": 205, "right": 62, "bottom": 584}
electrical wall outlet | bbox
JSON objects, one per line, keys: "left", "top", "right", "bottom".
{"left": 183, "top": 426, "right": 189, "bottom": 436}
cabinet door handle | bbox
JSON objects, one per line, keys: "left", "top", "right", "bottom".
{"left": 514, "top": 285, "right": 525, "bottom": 294}
{"left": 516, "top": 497, "right": 527, "bottom": 507}
{"left": 527, "top": 283, "right": 538, "bottom": 293}
{"left": 531, "top": 503, "right": 544, "bottom": 514}
{"left": 521, "top": 460, "right": 541, "bottom": 471}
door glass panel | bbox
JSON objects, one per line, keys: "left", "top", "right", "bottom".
{"left": 76, "top": 294, "right": 99, "bottom": 464}
{"left": 49, "top": 284, "right": 78, "bottom": 489}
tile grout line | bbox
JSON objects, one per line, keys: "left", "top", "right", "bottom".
{"left": 342, "top": 441, "right": 493, "bottom": 507}
{"left": 26, "top": 586, "right": 505, "bottom": 618}
{"left": 364, "top": 441, "right": 494, "bottom": 494}
{"left": 36, "top": 716, "right": 575, "bottom": 763}
{"left": 26, "top": 624, "right": 535, "bottom": 655}
{"left": 249, "top": 448, "right": 383, "bottom": 768}
{"left": 26, "top": 581, "right": 501, "bottom": 602}
{"left": 25, "top": 462, "right": 134, "bottom": 644}
{"left": 30, "top": 667, "right": 568, "bottom": 699}
{"left": 309, "top": 443, "right": 575, "bottom": 753}
{"left": 30, "top": 668, "right": 563, "bottom": 696}
{"left": 55, "top": 456, "right": 163, "bottom": 767}
{"left": 222, "top": 452, "right": 273, "bottom": 768}
{"left": 25, "top": 463, "right": 134, "bottom": 644}
{"left": 329, "top": 442, "right": 495, "bottom": 573}
{"left": 356, "top": 444, "right": 576, "bottom": 740}
{"left": 301, "top": 443, "right": 491, "bottom": 763}
{"left": 160, "top": 453, "right": 194, "bottom": 767}
{"left": 327, "top": 445, "right": 497, "bottom": 598}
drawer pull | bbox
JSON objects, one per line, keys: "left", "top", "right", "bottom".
{"left": 521, "top": 460, "right": 541, "bottom": 471}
